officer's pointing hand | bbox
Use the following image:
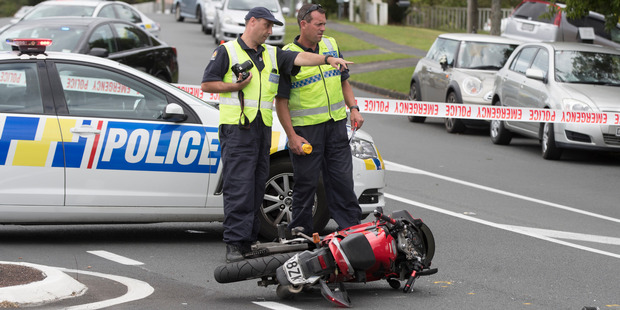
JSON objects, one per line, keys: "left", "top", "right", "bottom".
{"left": 328, "top": 57, "right": 353, "bottom": 71}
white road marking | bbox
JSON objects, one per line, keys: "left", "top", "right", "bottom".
{"left": 383, "top": 160, "right": 620, "bottom": 224}
{"left": 87, "top": 250, "right": 144, "bottom": 266}
{"left": 386, "top": 193, "right": 620, "bottom": 259}
{"left": 498, "top": 225, "right": 620, "bottom": 246}
{"left": 253, "top": 301, "right": 304, "bottom": 310}
{"left": 58, "top": 267, "right": 154, "bottom": 310}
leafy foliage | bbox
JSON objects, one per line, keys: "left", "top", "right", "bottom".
{"left": 551, "top": 0, "right": 620, "bottom": 32}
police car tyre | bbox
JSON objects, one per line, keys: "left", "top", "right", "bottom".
{"left": 175, "top": 4, "right": 184, "bottom": 21}
{"left": 541, "top": 122, "right": 562, "bottom": 160}
{"left": 407, "top": 82, "right": 426, "bottom": 123}
{"left": 213, "top": 252, "right": 300, "bottom": 283}
{"left": 259, "top": 158, "right": 329, "bottom": 240}
{"left": 489, "top": 101, "right": 512, "bottom": 145}
{"left": 444, "top": 92, "right": 466, "bottom": 133}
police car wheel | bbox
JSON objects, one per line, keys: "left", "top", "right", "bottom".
{"left": 259, "top": 158, "right": 329, "bottom": 240}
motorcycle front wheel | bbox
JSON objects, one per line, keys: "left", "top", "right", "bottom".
{"left": 214, "top": 252, "right": 300, "bottom": 283}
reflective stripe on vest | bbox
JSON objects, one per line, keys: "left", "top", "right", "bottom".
{"left": 283, "top": 36, "right": 346, "bottom": 126}
{"left": 219, "top": 41, "right": 279, "bottom": 126}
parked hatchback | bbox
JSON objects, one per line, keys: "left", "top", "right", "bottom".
{"left": 490, "top": 42, "right": 620, "bottom": 159}
{"left": 409, "top": 33, "right": 520, "bottom": 133}
{"left": 502, "top": 0, "right": 620, "bottom": 49}
{"left": 0, "top": 17, "right": 178, "bottom": 83}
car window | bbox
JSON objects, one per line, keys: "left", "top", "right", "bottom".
{"left": 88, "top": 24, "right": 117, "bottom": 53}
{"left": 567, "top": 15, "right": 619, "bottom": 43}
{"left": 510, "top": 47, "right": 538, "bottom": 74}
{"left": 228, "top": 0, "right": 278, "bottom": 12}
{"left": 112, "top": 23, "right": 150, "bottom": 51}
{"left": 512, "top": 1, "right": 556, "bottom": 24}
{"left": 530, "top": 49, "right": 549, "bottom": 79}
{"left": 56, "top": 63, "right": 169, "bottom": 120}
{"left": 0, "top": 63, "right": 44, "bottom": 114}
{"left": 22, "top": 4, "right": 96, "bottom": 20}
{"left": 426, "top": 38, "right": 459, "bottom": 66}
{"left": 457, "top": 42, "right": 518, "bottom": 69}
{"left": 554, "top": 50, "right": 620, "bottom": 84}
{"left": 0, "top": 24, "right": 86, "bottom": 53}
{"left": 112, "top": 4, "right": 142, "bottom": 24}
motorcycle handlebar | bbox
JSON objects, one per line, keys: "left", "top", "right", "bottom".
{"left": 373, "top": 209, "right": 397, "bottom": 225}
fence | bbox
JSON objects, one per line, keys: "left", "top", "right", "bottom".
{"left": 405, "top": 6, "right": 514, "bottom": 31}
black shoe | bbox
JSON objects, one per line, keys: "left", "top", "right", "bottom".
{"left": 225, "top": 244, "right": 245, "bottom": 263}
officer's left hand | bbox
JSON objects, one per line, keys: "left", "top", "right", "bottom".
{"left": 328, "top": 57, "right": 353, "bottom": 71}
{"left": 350, "top": 109, "right": 363, "bottom": 129}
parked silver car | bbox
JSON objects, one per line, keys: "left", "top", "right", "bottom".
{"left": 409, "top": 33, "right": 520, "bottom": 133}
{"left": 172, "top": 0, "right": 221, "bottom": 35}
{"left": 490, "top": 42, "right": 620, "bottom": 160}
{"left": 502, "top": 0, "right": 620, "bottom": 49}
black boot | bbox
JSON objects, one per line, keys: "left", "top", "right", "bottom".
{"left": 225, "top": 244, "right": 244, "bottom": 263}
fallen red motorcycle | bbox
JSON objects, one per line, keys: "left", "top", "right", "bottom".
{"left": 213, "top": 207, "right": 437, "bottom": 307}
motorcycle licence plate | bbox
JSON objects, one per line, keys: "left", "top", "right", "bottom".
{"left": 283, "top": 255, "right": 305, "bottom": 285}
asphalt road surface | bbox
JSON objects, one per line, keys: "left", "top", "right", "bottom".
{"left": 1, "top": 13, "right": 619, "bottom": 310}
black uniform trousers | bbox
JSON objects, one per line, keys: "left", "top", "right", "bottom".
{"left": 220, "top": 112, "right": 270, "bottom": 248}
{"left": 288, "top": 118, "right": 362, "bottom": 234}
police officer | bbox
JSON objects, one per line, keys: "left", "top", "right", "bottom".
{"left": 275, "top": 4, "right": 363, "bottom": 235}
{"left": 201, "top": 7, "right": 352, "bottom": 263}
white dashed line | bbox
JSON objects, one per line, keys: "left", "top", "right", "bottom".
{"left": 87, "top": 250, "right": 144, "bottom": 265}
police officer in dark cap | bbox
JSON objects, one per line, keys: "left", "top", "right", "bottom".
{"left": 201, "top": 7, "right": 353, "bottom": 263}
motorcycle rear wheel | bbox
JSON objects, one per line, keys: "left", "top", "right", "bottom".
{"left": 214, "top": 252, "right": 300, "bottom": 283}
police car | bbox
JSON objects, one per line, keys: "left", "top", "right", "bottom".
{"left": 0, "top": 39, "right": 385, "bottom": 239}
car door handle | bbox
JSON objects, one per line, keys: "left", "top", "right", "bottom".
{"left": 71, "top": 126, "right": 101, "bottom": 135}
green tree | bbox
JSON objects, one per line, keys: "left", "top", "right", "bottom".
{"left": 551, "top": 0, "right": 620, "bottom": 32}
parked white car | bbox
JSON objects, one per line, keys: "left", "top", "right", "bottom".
{"left": 213, "top": 0, "right": 287, "bottom": 47}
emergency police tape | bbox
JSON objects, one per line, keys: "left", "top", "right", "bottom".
{"left": 174, "top": 83, "right": 620, "bottom": 126}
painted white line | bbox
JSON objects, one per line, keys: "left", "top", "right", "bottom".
{"left": 253, "top": 301, "right": 304, "bottom": 310}
{"left": 58, "top": 268, "right": 154, "bottom": 310}
{"left": 386, "top": 193, "right": 620, "bottom": 259}
{"left": 499, "top": 225, "right": 620, "bottom": 246}
{"left": 87, "top": 250, "right": 144, "bottom": 266}
{"left": 383, "top": 160, "right": 620, "bottom": 224}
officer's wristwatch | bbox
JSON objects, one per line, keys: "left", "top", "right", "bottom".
{"left": 349, "top": 105, "right": 359, "bottom": 111}
{"left": 324, "top": 55, "right": 332, "bottom": 64}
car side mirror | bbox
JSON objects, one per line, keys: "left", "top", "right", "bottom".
{"left": 525, "top": 68, "right": 547, "bottom": 84}
{"left": 89, "top": 47, "right": 109, "bottom": 58}
{"left": 162, "top": 103, "right": 188, "bottom": 122}
{"left": 439, "top": 55, "right": 448, "bottom": 70}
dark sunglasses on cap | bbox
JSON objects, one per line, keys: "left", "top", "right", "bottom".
{"left": 300, "top": 4, "right": 322, "bottom": 20}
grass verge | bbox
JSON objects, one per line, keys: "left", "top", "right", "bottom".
{"left": 349, "top": 66, "right": 414, "bottom": 95}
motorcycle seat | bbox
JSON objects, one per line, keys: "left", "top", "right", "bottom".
{"left": 339, "top": 233, "right": 376, "bottom": 271}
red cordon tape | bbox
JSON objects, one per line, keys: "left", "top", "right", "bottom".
{"left": 174, "top": 84, "right": 620, "bottom": 126}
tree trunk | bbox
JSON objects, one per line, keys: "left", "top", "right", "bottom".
{"left": 490, "top": 0, "right": 502, "bottom": 35}
{"left": 467, "top": 0, "right": 478, "bottom": 33}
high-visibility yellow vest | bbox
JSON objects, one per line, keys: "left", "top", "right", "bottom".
{"left": 283, "top": 36, "right": 346, "bottom": 127}
{"left": 219, "top": 40, "right": 279, "bottom": 126}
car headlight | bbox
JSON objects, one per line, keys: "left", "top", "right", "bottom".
{"left": 223, "top": 15, "right": 236, "bottom": 25}
{"left": 350, "top": 137, "right": 378, "bottom": 160}
{"left": 563, "top": 98, "right": 594, "bottom": 111}
{"left": 462, "top": 77, "right": 482, "bottom": 96}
